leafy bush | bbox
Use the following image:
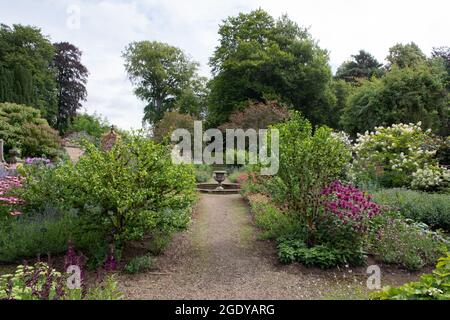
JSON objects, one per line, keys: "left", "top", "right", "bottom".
{"left": 0, "top": 262, "right": 122, "bottom": 300}
{"left": 353, "top": 122, "right": 447, "bottom": 189}
{"left": 277, "top": 238, "right": 364, "bottom": 268}
{"left": 274, "top": 112, "right": 352, "bottom": 245}
{"left": 195, "top": 164, "right": 212, "bottom": 183}
{"left": 18, "top": 134, "right": 197, "bottom": 257}
{"left": 124, "top": 254, "right": 155, "bottom": 274}
{"left": 372, "top": 189, "right": 450, "bottom": 231}
{"left": 228, "top": 166, "right": 252, "bottom": 184}
{"left": 0, "top": 102, "right": 62, "bottom": 158}
{"left": 246, "top": 194, "right": 298, "bottom": 240}
{"left": 342, "top": 62, "right": 448, "bottom": 137}
{"left": 67, "top": 112, "right": 110, "bottom": 139}
{"left": 372, "top": 253, "right": 450, "bottom": 300}
{"left": 227, "top": 170, "right": 241, "bottom": 183}
{"left": 368, "top": 213, "right": 448, "bottom": 270}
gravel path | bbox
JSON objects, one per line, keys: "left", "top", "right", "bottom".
{"left": 119, "top": 194, "right": 423, "bottom": 300}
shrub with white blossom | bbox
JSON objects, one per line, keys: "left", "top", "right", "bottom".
{"left": 411, "top": 164, "right": 450, "bottom": 191}
{"left": 353, "top": 122, "right": 442, "bottom": 188}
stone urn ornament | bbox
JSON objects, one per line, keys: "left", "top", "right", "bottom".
{"left": 213, "top": 171, "right": 227, "bottom": 190}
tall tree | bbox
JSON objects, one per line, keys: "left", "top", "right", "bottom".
{"left": 123, "top": 41, "right": 201, "bottom": 125}
{"left": 0, "top": 24, "right": 57, "bottom": 125}
{"left": 53, "top": 42, "right": 89, "bottom": 134}
{"left": 341, "top": 63, "right": 448, "bottom": 136}
{"left": 207, "top": 9, "right": 335, "bottom": 127}
{"left": 336, "top": 50, "right": 383, "bottom": 83}
{"left": 386, "top": 42, "right": 426, "bottom": 69}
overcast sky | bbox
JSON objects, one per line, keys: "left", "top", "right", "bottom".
{"left": 1, "top": 0, "right": 448, "bottom": 129}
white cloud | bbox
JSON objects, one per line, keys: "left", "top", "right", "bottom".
{"left": 0, "top": 0, "right": 449, "bottom": 129}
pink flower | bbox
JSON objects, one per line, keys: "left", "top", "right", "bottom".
{"left": 321, "top": 180, "right": 380, "bottom": 232}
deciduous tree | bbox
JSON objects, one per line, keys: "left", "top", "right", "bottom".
{"left": 0, "top": 24, "right": 57, "bottom": 125}
{"left": 207, "top": 9, "right": 334, "bottom": 127}
{"left": 123, "top": 41, "right": 201, "bottom": 125}
{"left": 53, "top": 42, "right": 89, "bottom": 134}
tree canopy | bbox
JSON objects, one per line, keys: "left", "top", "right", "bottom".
{"left": 206, "top": 9, "right": 335, "bottom": 127}
{"left": 341, "top": 62, "right": 448, "bottom": 136}
{"left": 53, "top": 42, "right": 89, "bottom": 134}
{"left": 386, "top": 42, "right": 427, "bottom": 69}
{"left": 336, "top": 50, "right": 383, "bottom": 83}
{"left": 0, "top": 24, "right": 57, "bottom": 125}
{"left": 123, "top": 41, "right": 205, "bottom": 126}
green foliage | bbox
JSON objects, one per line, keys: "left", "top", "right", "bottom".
{"left": 372, "top": 189, "right": 450, "bottom": 231}
{"left": 153, "top": 111, "right": 195, "bottom": 143}
{"left": 207, "top": 9, "right": 336, "bottom": 127}
{"left": 123, "top": 41, "right": 203, "bottom": 125}
{"left": 195, "top": 164, "right": 212, "bottom": 183}
{"left": 368, "top": 212, "right": 448, "bottom": 270}
{"left": 0, "top": 262, "right": 123, "bottom": 300}
{"left": 227, "top": 170, "right": 243, "bottom": 183}
{"left": 342, "top": 62, "right": 448, "bottom": 136}
{"left": 274, "top": 112, "right": 352, "bottom": 244}
{"left": 19, "top": 134, "right": 197, "bottom": 252}
{"left": 386, "top": 42, "right": 427, "bottom": 69}
{"left": 67, "top": 113, "right": 109, "bottom": 138}
{"left": 0, "top": 24, "right": 58, "bottom": 126}
{"left": 0, "top": 102, "right": 62, "bottom": 158}
{"left": 277, "top": 238, "right": 363, "bottom": 268}
{"left": 336, "top": 50, "right": 384, "bottom": 83}
{"left": 124, "top": 254, "right": 155, "bottom": 274}
{"left": 176, "top": 76, "right": 208, "bottom": 118}
{"left": 372, "top": 253, "right": 450, "bottom": 300}
{"left": 247, "top": 194, "right": 298, "bottom": 240}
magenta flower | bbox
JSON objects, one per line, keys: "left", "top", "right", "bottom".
{"left": 321, "top": 180, "right": 380, "bottom": 232}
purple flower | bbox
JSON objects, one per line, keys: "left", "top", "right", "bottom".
{"left": 321, "top": 180, "right": 380, "bottom": 232}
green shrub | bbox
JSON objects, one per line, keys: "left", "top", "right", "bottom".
{"left": 274, "top": 112, "right": 352, "bottom": 245}
{"left": 18, "top": 134, "right": 197, "bottom": 255}
{"left": 372, "top": 253, "right": 450, "bottom": 300}
{"left": 67, "top": 112, "right": 110, "bottom": 139}
{"left": 0, "top": 102, "right": 62, "bottom": 158}
{"left": 368, "top": 213, "right": 448, "bottom": 270}
{"left": 227, "top": 170, "right": 242, "bottom": 183}
{"left": 195, "top": 164, "right": 212, "bottom": 183}
{"left": 372, "top": 189, "right": 450, "bottom": 231}
{"left": 124, "top": 254, "right": 155, "bottom": 274}
{"left": 247, "top": 194, "right": 298, "bottom": 240}
{"left": 277, "top": 238, "right": 364, "bottom": 268}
